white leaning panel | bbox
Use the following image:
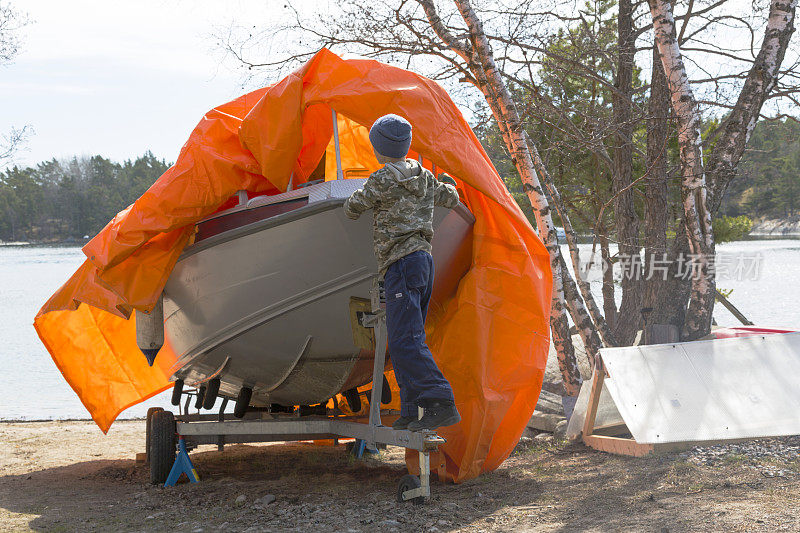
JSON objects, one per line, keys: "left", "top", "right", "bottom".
{"left": 601, "top": 332, "right": 800, "bottom": 444}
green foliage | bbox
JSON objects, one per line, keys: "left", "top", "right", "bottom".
{"left": 475, "top": 0, "right": 653, "bottom": 235}
{"left": 720, "top": 119, "right": 800, "bottom": 220}
{"left": 0, "top": 152, "right": 170, "bottom": 242}
{"left": 712, "top": 215, "right": 753, "bottom": 243}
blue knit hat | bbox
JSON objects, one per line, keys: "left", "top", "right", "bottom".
{"left": 369, "top": 114, "right": 412, "bottom": 159}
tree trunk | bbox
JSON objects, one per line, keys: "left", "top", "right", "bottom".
{"left": 643, "top": 45, "right": 671, "bottom": 311}
{"left": 547, "top": 181, "right": 615, "bottom": 348}
{"left": 420, "top": 0, "right": 611, "bottom": 394}
{"left": 599, "top": 231, "right": 617, "bottom": 329}
{"left": 707, "top": 0, "right": 798, "bottom": 212}
{"left": 649, "top": 0, "right": 716, "bottom": 340}
{"left": 611, "top": 0, "right": 643, "bottom": 345}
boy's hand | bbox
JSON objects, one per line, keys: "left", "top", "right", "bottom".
{"left": 438, "top": 173, "right": 457, "bottom": 187}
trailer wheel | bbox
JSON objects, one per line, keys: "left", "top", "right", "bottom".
{"left": 144, "top": 407, "right": 163, "bottom": 464}
{"left": 149, "top": 410, "right": 176, "bottom": 485}
{"left": 396, "top": 474, "right": 425, "bottom": 505}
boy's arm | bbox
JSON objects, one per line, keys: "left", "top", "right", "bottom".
{"left": 433, "top": 174, "right": 460, "bottom": 209}
{"left": 344, "top": 175, "right": 382, "bottom": 219}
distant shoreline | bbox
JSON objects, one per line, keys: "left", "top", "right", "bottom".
{"left": 0, "top": 417, "right": 145, "bottom": 423}
{"left": 751, "top": 218, "right": 800, "bottom": 237}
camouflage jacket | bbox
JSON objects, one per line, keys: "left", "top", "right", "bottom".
{"left": 343, "top": 159, "right": 460, "bottom": 276}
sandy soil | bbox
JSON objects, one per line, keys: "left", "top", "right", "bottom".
{"left": 1, "top": 420, "right": 799, "bottom": 532}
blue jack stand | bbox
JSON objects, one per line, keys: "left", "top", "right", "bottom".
{"left": 164, "top": 437, "right": 200, "bottom": 487}
{"left": 352, "top": 439, "right": 380, "bottom": 458}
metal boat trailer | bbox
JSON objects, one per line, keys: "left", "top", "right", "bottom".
{"left": 147, "top": 279, "right": 445, "bottom": 504}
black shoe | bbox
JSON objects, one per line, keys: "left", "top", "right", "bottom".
{"left": 392, "top": 415, "right": 416, "bottom": 430}
{"left": 407, "top": 401, "right": 460, "bottom": 431}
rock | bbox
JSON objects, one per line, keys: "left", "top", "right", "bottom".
{"left": 543, "top": 334, "right": 592, "bottom": 396}
{"left": 535, "top": 390, "right": 564, "bottom": 415}
{"left": 527, "top": 412, "right": 566, "bottom": 433}
{"left": 554, "top": 420, "right": 568, "bottom": 439}
{"left": 381, "top": 519, "right": 402, "bottom": 527}
{"left": 253, "top": 494, "right": 276, "bottom": 507}
{"left": 534, "top": 433, "right": 553, "bottom": 443}
{"left": 235, "top": 494, "right": 247, "bottom": 505}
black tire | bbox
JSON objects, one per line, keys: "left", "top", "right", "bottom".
{"left": 149, "top": 410, "right": 176, "bottom": 485}
{"left": 170, "top": 379, "right": 184, "bottom": 406}
{"left": 203, "top": 378, "right": 220, "bottom": 410}
{"left": 234, "top": 387, "right": 252, "bottom": 418}
{"left": 194, "top": 385, "right": 206, "bottom": 409}
{"left": 381, "top": 376, "right": 392, "bottom": 404}
{"left": 145, "top": 407, "right": 163, "bottom": 464}
{"left": 343, "top": 388, "right": 361, "bottom": 412}
{"left": 396, "top": 474, "right": 425, "bottom": 505}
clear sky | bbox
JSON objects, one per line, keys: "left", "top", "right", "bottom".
{"left": 2, "top": 0, "right": 276, "bottom": 168}
{"left": 2, "top": 0, "right": 790, "bottom": 170}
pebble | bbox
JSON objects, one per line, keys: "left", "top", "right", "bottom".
{"left": 253, "top": 494, "right": 277, "bottom": 508}
{"left": 535, "top": 433, "right": 553, "bottom": 442}
{"left": 235, "top": 494, "right": 247, "bottom": 505}
{"left": 381, "top": 519, "right": 402, "bottom": 527}
{"left": 554, "top": 420, "right": 568, "bottom": 439}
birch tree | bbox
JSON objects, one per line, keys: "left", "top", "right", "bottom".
{"left": 648, "top": 0, "right": 716, "bottom": 339}
{"left": 420, "top": 0, "right": 599, "bottom": 392}
{"left": 648, "top": 0, "right": 798, "bottom": 338}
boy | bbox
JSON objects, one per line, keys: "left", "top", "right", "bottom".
{"left": 343, "top": 114, "right": 461, "bottom": 432}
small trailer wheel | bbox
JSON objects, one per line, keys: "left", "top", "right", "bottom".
{"left": 396, "top": 474, "right": 425, "bottom": 505}
{"left": 149, "top": 410, "right": 176, "bottom": 485}
{"left": 203, "top": 378, "right": 220, "bottom": 410}
{"left": 170, "top": 379, "right": 184, "bottom": 406}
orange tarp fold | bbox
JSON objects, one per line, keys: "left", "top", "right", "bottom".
{"left": 34, "top": 49, "right": 551, "bottom": 482}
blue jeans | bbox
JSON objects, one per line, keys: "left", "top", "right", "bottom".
{"left": 384, "top": 250, "right": 455, "bottom": 417}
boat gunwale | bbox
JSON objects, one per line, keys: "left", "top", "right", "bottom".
{"left": 178, "top": 198, "right": 475, "bottom": 262}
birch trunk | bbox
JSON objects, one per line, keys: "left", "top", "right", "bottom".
{"left": 599, "top": 232, "right": 617, "bottom": 329}
{"left": 648, "top": 0, "right": 715, "bottom": 340}
{"left": 545, "top": 178, "right": 614, "bottom": 350}
{"left": 707, "top": 0, "right": 798, "bottom": 211}
{"left": 419, "top": 0, "right": 603, "bottom": 394}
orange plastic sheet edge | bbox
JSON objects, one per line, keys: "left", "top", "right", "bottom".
{"left": 34, "top": 49, "right": 552, "bottom": 482}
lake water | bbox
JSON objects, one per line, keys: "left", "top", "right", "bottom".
{"left": 1, "top": 241, "right": 799, "bottom": 421}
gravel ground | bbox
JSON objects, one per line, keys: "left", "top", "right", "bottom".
{"left": 682, "top": 436, "right": 800, "bottom": 478}
{"left": 1, "top": 420, "right": 800, "bottom": 532}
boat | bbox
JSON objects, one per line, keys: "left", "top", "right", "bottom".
{"left": 157, "top": 159, "right": 475, "bottom": 411}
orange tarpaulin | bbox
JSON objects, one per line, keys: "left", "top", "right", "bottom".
{"left": 34, "top": 49, "right": 552, "bottom": 482}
